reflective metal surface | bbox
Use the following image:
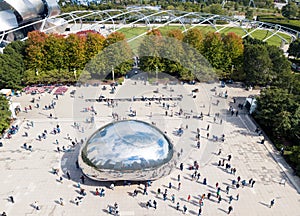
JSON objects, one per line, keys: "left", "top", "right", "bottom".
{"left": 5, "top": 0, "right": 41, "bottom": 21}
{"left": 0, "top": 10, "right": 18, "bottom": 31}
{"left": 79, "top": 120, "right": 176, "bottom": 181}
{"left": 44, "top": 0, "right": 60, "bottom": 17}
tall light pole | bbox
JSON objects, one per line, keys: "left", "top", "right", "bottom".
{"left": 74, "top": 68, "right": 77, "bottom": 80}
{"left": 112, "top": 66, "right": 115, "bottom": 83}
{"left": 155, "top": 66, "right": 158, "bottom": 84}
{"left": 208, "top": 96, "right": 212, "bottom": 116}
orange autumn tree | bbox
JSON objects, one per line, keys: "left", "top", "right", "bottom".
{"left": 25, "top": 31, "right": 48, "bottom": 72}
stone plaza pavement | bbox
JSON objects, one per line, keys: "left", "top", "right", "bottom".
{"left": 0, "top": 80, "right": 299, "bottom": 216}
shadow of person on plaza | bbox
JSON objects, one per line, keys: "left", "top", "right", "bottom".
{"left": 259, "top": 201, "right": 270, "bottom": 208}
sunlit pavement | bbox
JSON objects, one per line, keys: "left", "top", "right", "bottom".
{"left": 1, "top": 81, "right": 299, "bottom": 216}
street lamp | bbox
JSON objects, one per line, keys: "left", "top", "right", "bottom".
{"left": 74, "top": 69, "right": 77, "bottom": 80}
{"left": 112, "top": 66, "right": 115, "bottom": 83}
{"left": 208, "top": 96, "right": 212, "bottom": 116}
{"left": 155, "top": 66, "right": 158, "bottom": 84}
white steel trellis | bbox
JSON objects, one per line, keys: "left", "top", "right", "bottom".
{"left": 0, "top": 8, "right": 298, "bottom": 46}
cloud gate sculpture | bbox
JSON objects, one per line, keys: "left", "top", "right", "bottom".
{"left": 79, "top": 120, "right": 177, "bottom": 181}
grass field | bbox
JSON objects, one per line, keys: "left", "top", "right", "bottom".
{"left": 117, "top": 25, "right": 292, "bottom": 49}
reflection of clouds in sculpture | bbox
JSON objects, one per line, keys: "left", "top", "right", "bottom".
{"left": 85, "top": 121, "right": 173, "bottom": 170}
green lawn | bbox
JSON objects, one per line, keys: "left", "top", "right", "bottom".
{"left": 117, "top": 25, "right": 293, "bottom": 47}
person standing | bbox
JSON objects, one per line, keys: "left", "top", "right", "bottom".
{"left": 59, "top": 198, "right": 64, "bottom": 206}
{"left": 228, "top": 206, "right": 233, "bottom": 214}
{"left": 171, "top": 194, "right": 175, "bottom": 203}
{"left": 178, "top": 182, "right": 181, "bottom": 191}
{"left": 80, "top": 175, "right": 85, "bottom": 184}
{"left": 66, "top": 171, "right": 71, "bottom": 180}
{"left": 183, "top": 205, "right": 187, "bottom": 214}
{"left": 187, "top": 195, "right": 191, "bottom": 202}
{"left": 153, "top": 200, "right": 157, "bottom": 209}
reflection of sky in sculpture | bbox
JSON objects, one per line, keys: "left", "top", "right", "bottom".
{"left": 84, "top": 120, "right": 173, "bottom": 170}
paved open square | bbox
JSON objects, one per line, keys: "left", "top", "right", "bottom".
{"left": 1, "top": 80, "right": 299, "bottom": 216}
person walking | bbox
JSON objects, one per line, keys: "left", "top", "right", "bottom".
{"left": 9, "top": 196, "right": 14, "bottom": 203}
{"left": 203, "top": 178, "right": 207, "bottom": 185}
{"left": 228, "top": 206, "right": 233, "bottom": 214}
{"left": 270, "top": 199, "right": 275, "bottom": 208}
{"left": 229, "top": 195, "right": 233, "bottom": 204}
{"left": 180, "top": 163, "right": 184, "bottom": 171}
{"left": 187, "top": 194, "right": 191, "bottom": 202}
{"left": 226, "top": 185, "right": 230, "bottom": 194}
{"left": 183, "top": 205, "right": 187, "bottom": 214}
{"left": 176, "top": 202, "right": 180, "bottom": 211}
{"left": 198, "top": 207, "right": 202, "bottom": 216}
{"left": 207, "top": 193, "right": 211, "bottom": 200}
{"left": 178, "top": 174, "right": 181, "bottom": 182}
{"left": 153, "top": 200, "right": 157, "bottom": 209}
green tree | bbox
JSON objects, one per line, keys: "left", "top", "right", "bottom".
{"left": 222, "top": 32, "right": 244, "bottom": 78}
{"left": 267, "top": 45, "right": 291, "bottom": 84}
{"left": 254, "top": 87, "right": 295, "bottom": 136}
{"left": 208, "top": 4, "right": 225, "bottom": 15}
{"left": 64, "top": 34, "right": 86, "bottom": 72}
{"left": 287, "top": 39, "right": 300, "bottom": 59}
{"left": 87, "top": 31, "right": 133, "bottom": 79}
{"left": 85, "top": 32, "right": 105, "bottom": 64}
{"left": 139, "top": 29, "right": 164, "bottom": 73}
{"left": 183, "top": 28, "right": 204, "bottom": 52}
{"left": 245, "top": 9, "right": 254, "bottom": 20}
{"left": 202, "top": 32, "right": 224, "bottom": 70}
{"left": 0, "top": 41, "right": 26, "bottom": 89}
{"left": 243, "top": 44, "right": 272, "bottom": 85}
{"left": 43, "top": 34, "right": 66, "bottom": 71}
{"left": 282, "top": 2, "right": 298, "bottom": 19}
{"left": 0, "top": 96, "right": 11, "bottom": 134}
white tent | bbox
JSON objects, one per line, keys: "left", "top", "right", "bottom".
{"left": 9, "top": 102, "right": 21, "bottom": 119}
{"left": 0, "top": 89, "right": 12, "bottom": 97}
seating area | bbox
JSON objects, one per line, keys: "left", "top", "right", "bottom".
{"left": 23, "top": 86, "right": 55, "bottom": 94}
{"left": 22, "top": 86, "right": 68, "bottom": 95}
{"left": 53, "top": 86, "right": 68, "bottom": 95}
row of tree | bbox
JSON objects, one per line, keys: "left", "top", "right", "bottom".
{"left": 0, "top": 96, "right": 11, "bottom": 134}
{"left": 137, "top": 28, "right": 243, "bottom": 81}
{"left": 1, "top": 28, "right": 297, "bottom": 88}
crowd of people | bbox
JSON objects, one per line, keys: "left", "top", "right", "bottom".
{"left": 2, "top": 81, "right": 280, "bottom": 216}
